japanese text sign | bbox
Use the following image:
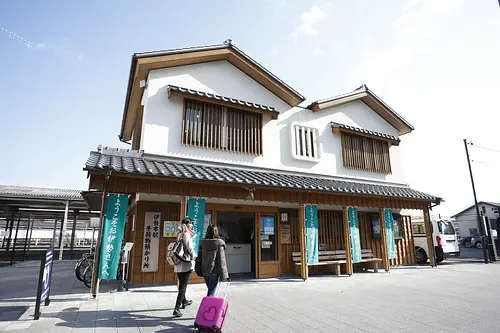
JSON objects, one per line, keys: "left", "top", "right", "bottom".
{"left": 142, "top": 212, "right": 161, "bottom": 272}
{"left": 305, "top": 205, "right": 319, "bottom": 264}
{"left": 348, "top": 207, "right": 362, "bottom": 263}
{"left": 187, "top": 198, "right": 206, "bottom": 254}
{"left": 41, "top": 248, "right": 54, "bottom": 301}
{"left": 384, "top": 208, "right": 396, "bottom": 259}
{"left": 98, "top": 194, "right": 128, "bottom": 280}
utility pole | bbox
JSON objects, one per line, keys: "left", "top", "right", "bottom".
{"left": 463, "top": 139, "right": 489, "bottom": 263}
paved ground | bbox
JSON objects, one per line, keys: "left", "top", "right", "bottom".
{"left": 1, "top": 259, "right": 500, "bottom": 333}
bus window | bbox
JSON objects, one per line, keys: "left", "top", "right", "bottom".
{"left": 412, "top": 223, "right": 426, "bottom": 235}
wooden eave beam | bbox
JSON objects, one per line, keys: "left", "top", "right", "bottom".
{"left": 168, "top": 89, "right": 279, "bottom": 119}
{"left": 331, "top": 127, "right": 400, "bottom": 146}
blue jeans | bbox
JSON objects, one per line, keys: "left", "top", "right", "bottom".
{"left": 204, "top": 275, "right": 219, "bottom": 297}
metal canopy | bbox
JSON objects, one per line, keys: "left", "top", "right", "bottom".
{"left": 0, "top": 185, "right": 101, "bottom": 265}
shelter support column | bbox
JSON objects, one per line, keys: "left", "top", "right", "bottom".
{"left": 70, "top": 210, "right": 79, "bottom": 259}
{"left": 9, "top": 211, "right": 21, "bottom": 266}
{"left": 298, "top": 204, "right": 307, "bottom": 280}
{"left": 379, "top": 208, "right": 390, "bottom": 272}
{"left": 59, "top": 200, "right": 70, "bottom": 260}
{"left": 423, "top": 207, "right": 436, "bottom": 267}
{"left": 342, "top": 207, "right": 353, "bottom": 276}
{"left": 22, "top": 214, "right": 32, "bottom": 261}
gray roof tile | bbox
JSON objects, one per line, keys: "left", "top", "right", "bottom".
{"left": 168, "top": 85, "right": 277, "bottom": 112}
{"left": 331, "top": 122, "right": 400, "bottom": 142}
{"left": 84, "top": 148, "right": 438, "bottom": 202}
{"left": 0, "top": 185, "right": 83, "bottom": 200}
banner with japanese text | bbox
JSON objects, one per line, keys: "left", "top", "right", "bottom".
{"left": 348, "top": 207, "right": 362, "bottom": 263}
{"left": 187, "top": 198, "right": 206, "bottom": 254}
{"left": 98, "top": 194, "right": 128, "bottom": 280}
{"left": 305, "top": 205, "right": 319, "bottom": 264}
{"left": 384, "top": 208, "right": 396, "bottom": 259}
{"left": 141, "top": 212, "right": 161, "bottom": 272}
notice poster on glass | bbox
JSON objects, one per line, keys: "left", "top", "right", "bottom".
{"left": 263, "top": 217, "right": 275, "bottom": 235}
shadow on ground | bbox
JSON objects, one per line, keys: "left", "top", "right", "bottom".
{"left": 49, "top": 308, "right": 199, "bottom": 332}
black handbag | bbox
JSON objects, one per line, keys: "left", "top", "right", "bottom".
{"left": 195, "top": 248, "right": 203, "bottom": 277}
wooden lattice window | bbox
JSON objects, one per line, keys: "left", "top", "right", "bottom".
{"left": 181, "top": 98, "right": 263, "bottom": 155}
{"left": 340, "top": 132, "right": 392, "bottom": 174}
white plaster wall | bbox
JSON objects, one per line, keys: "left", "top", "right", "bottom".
{"left": 141, "top": 60, "right": 407, "bottom": 185}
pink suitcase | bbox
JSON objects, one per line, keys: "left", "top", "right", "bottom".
{"left": 194, "top": 281, "right": 229, "bottom": 333}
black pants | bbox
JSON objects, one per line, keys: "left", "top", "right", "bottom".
{"left": 175, "top": 270, "right": 191, "bottom": 309}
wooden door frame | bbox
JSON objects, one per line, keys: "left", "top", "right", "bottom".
{"left": 256, "top": 212, "right": 281, "bottom": 279}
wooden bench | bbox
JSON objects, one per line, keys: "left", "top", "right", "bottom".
{"left": 292, "top": 249, "right": 382, "bottom": 276}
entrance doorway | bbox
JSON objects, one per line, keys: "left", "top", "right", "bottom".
{"left": 216, "top": 211, "right": 256, "bottom": 277}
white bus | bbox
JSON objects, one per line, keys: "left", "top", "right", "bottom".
{"left": 412, "top": 216, "right": 460, "bottom": 264}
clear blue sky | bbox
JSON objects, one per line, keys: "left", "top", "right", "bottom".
{"left": 1, "top": 0, "right": 499, "bottom": 216}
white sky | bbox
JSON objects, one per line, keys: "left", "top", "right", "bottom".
{"left": 288, "top": 0, "right": 500, "bottom": 217}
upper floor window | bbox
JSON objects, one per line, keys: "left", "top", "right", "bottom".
{"left": 182, "top": 98, "right": 262, "bottom": 155}
{"left": 341, "top": 132, "right": 392, "bottom": 174}
{"left": 291, "top": 122, "right": 320, "bottom": 162}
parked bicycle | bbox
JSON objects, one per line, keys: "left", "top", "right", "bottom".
{"left": 82, "top": 262, "right": 94, "bottom": 288}
{"left": 75, "top": 252, "right": 94, "bottom": 282}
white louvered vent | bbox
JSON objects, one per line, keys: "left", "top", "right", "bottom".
{"left": 290, "top": 122, "right": 320, "bottom": 162}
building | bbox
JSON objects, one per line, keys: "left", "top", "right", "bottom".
{"left": 451, "top": 202, "right": 500, "bottom": 238}
{"left": 83, "top": 40, "right": 440, "bottom": 285}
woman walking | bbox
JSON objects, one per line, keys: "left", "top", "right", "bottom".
{"left": 173, "top": 217, "right": 196, "bottom": 318}
{"left": 199, "top": 224, "right": 229, "bottom": 297}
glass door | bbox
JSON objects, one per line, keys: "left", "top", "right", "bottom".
{"left": 260, "top": 215, "right": 277, "bottom": 261}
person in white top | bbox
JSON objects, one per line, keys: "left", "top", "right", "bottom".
{"left": 173, "top": 217, "right": 196, "bottom": 318}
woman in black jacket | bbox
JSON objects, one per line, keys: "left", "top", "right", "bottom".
{"left": 199, "top": 224, "right": 229, "bottom": 296}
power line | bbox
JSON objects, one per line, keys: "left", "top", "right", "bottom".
{"left": 470, "top": 143, "right": 500, "bottom": 154}
{"left": 471, "top": 160, "right": 500, "bottom": 166}
{"left": 0, "top": 27, "right": 35, "bottom": 48}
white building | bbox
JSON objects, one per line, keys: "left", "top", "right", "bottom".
{"left": 84, "top": 40, "right": 440, "bottom": 283}
{"left": 451, "top": 202, "right": 500, "bottom": 238}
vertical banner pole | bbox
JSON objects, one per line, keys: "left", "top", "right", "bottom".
{"left": 91, "top": 171, "right": 110, "bottom": 298}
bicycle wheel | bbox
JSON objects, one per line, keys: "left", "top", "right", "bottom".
{"left": 83, "top": 263, "right": 94, "bottom": 288}
{"left": 75, "top": 258, "right": 86, "bottom": 282}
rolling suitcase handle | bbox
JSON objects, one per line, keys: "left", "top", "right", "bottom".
{"left": 214, "top": 279, "right": 230, "bottom": 300}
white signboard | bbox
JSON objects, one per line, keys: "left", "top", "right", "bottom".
{"left": 89, "top": 217, "right": 100, "bottom": 228}
{"left": 141, "top": 212, "right": 161, "bottom": 272}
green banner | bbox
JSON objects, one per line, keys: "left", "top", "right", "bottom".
{"left": 348, "top": 207, "right": 362, "bottom": 263}
{"left": 384, "top": 208, "right": 396, "bottom": 259}
{"left": 187, "top": 198, "right": 206, "bottom": 254}
{"left": 305, "top": 205, "right": 319, "bottom": 264}
{"left": 98, "top": 194, "right": 128, "bottom": 280}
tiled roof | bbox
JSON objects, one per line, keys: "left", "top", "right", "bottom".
{"left": 84, "top": 147, "right": 438, "bottom": 202}
{"left": 331, "top": 122, "right": 400, "bottom": 143}
{"left": 167, "top": 85, "right": 277, "bottom": 112}
{"left": 0, "top": 185, "right": 83, "bottom": 200}
{"left": 308, "top": 84, "right": 414, "bottom": 135}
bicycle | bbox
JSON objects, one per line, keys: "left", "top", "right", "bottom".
{"left": 75, "top": 252, "right": 94, "bottom": 282}
{"left": 82, "top": 262, "right": 94, "bottom": 288}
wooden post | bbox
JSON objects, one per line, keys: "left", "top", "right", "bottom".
{"left": 342, "top": 207, "right": 353, "bottom": 276}
{"left": 379, "top": 208, "right": 390, "bottom": 272}
{"left": 298, "top": 204, "right": 307, "bottom": 280}
{"left": 180, "top": 196, "right": 188, "bottom": 220}
{"left": 423, "top": 207, "right": 436, "bottom": 267}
